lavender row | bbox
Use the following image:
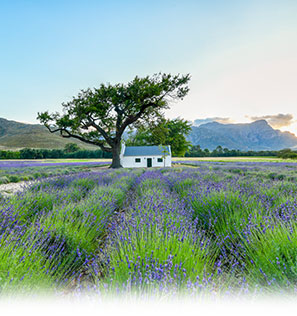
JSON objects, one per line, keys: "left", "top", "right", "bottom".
{"left": 0, "top": 161, "right": 109, "bottom": 185}
{"left": 0, "top": 161, "right": 109, "bottom": 169}
{"left": 95, "top": 170, "right": 217, "bottom": 294}
{"left": 0, "top": 169, "right": 137, "bottom": 292}
{"left": 169, "top": 166, "right": 297, "bottom": 291}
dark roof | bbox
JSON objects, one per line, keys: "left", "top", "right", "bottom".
{"left": 123, "top": 146, "right": 170, "bottom": 157}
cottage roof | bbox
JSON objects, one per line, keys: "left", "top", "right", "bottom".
{"left": 123, "top": 146, "right": 170, "bottom": 157}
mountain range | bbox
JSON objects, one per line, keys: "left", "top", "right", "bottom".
{"left": 1, "top": 117, "right": 297, "bottom": 151}
{"left": 0, "top": 117, "right": 96, "bottom": 150}
{"left": 187, "top": 120, "right": 297, "bottom": 151}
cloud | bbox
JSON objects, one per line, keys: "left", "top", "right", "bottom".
{"left": 248, "top": 113, "right": 294, "bottom": 129}
{"left": 193, "top": 117, "right": 233, "bottom": 126}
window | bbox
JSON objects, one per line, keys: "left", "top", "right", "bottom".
{"left": 135, "top": 158, "right": 141, "bottom": 163}
{"left": 157, "top": 158, "right": 163, "bottom": 163}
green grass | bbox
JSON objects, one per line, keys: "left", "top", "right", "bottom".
{"left": 172, "top": 157, "right": 297, "bottom": 163}
{"left": 0, "top": 228, "right": 73, "bottom": 292}
{"left": 242, "top": 221, "right": 297, "bottom": 289}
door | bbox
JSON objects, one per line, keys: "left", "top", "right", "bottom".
{"left": 147, "top": 158, "right": 152, "bottom": 168}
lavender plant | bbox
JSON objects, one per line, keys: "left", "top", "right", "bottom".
{"left": 1, "top": 161, "right": 297, "bottom": 296}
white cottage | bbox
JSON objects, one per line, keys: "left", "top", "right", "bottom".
{"left": 120, "top": 143, "right": 172, "bottom": 168}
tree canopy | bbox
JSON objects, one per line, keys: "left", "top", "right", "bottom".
{"left": 37, "top": 73, "right": 190, "bottom": 168}
{"left": 64, "top": 143, "right": 81, "bottom": 153}
{"left": 126, "top": 117, "right": 192, "bottom": 156}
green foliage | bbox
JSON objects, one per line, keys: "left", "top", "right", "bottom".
{"left": 64, "top": 143, "right": 81, "bottom": 153}
{"left": 107, "top": 225, "right": 214, "bottom": 286}
{"left": 174, "top": 178, "right": 200, "bottom": 197}
{"left": 10, "top": 191, "right": 59, "bottom": 222}
{"left": 39, "top": 175, "right": 132, "bottom": 254}
{"left": 17, "top": 148, "right": 110, "bottom": 159}
{"left": 0, "top": 169, "right": 137, "bottom": 292}
{"left": 7, "top": 175, "right": 20, "bottom": 183}
{"left": 105, "top": 180, "right": 216, "bottom": 288}
{"left": 190, "top": 190, "right": 263, "bottom": 237}
{"left": 127, "top": 117, "right": 192, "bottom": 156}
{"left": 0, "top": 150, "right": 20, "bottom": 159}
{"left": 277, "top": 148, "right": 297, "bottom": 159}
{"left": 186, "top": 145, "right": 279, "bottom": 157}
{"left": 242, "top": 222, "right": 297, "bottom": 287}
{"left": 0, "top": 176, "right": 9, "bottom": 184}
{"left": 0, "top": 231, "right": 56, "bottom": 292}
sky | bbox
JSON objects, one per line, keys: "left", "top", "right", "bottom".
{"left": 0, "top": 0, "right": 297, "bottom": 135}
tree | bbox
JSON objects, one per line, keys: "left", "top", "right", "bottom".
{"left": 212, "top": 145, "right": 223, "bottom": 157}
{"left": 37, "top": 73, "right": 190, "bottom": 168}
{"left": 126, "top": 117, "right": 192, "bottom": 156}
{"left": 277, "top": 148, "right": 297, "bottom": 159}
{"left": 64, "top": 143, "right": 81, "bottom": 153}
{"left": 20, "top": 148, "right": 43, "bottom": 159}
{"left": 164, "top": 118, "right": 191, "bottom": 156}
{"left": 159, "top": 144, "right": 170, "bottom": 167}
{"left": 203, "top": 148, "right": 210, "bottom": 156}
{"left": 185, "top": 145, "right": 205, "bottom": 157}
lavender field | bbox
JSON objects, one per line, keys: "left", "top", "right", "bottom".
{"left": 0, "top": 160, "right": 108, "bottom": 185}
{"left": 1, "top": 161, "right": 297, "bottom": 296}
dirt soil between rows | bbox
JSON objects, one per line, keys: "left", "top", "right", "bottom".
{"left": 0, "top": 181, "right": 32, "bottom": 197}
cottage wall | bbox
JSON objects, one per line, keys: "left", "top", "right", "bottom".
{"left": 120, "top": 143, "right": 172, "bottom": 168}
{"left": 121, "top": 155, "right": 171, "bottom": 168}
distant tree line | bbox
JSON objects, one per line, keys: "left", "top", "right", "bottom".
{"left": 0, "top": 143, "right": 112, "bottom": 160}
{"left": 276, "top": 149, "right": 297, "bottom": 159}
{"left": 0, "top": 150, "right": 20, "bottom": 159}
{"left": 185, "top": 145, "right": 280, "bottom": 158}
{"left": 1, "top": 143, "right": 296, "bottom": 160}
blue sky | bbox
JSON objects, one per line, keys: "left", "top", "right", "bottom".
{"left": 1, "top": 0, "right": 297, "bottom": 134}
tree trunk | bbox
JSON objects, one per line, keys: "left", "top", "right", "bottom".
{"left": 110, "top": 142, "right": 123, "bottom": 168}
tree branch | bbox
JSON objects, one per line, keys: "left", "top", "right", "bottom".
{"left": 44, "top": 124, "right": 112, "bottom": 152}
{"left": 119, "top": 94, "right": 167, "bottom": 135}
{"left": 86, "top": 117, "right": 113, "bottom": 146}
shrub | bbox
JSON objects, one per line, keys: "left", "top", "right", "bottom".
{"left": 0, "top": 176, "right": 9, "bottom": 184}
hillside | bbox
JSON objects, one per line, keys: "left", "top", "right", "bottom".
{"left": 2, "top": 117, "right": 297, "bottom": 152}
{"left": 187, "top": 120, "right": 297, "bottom": 151}
{"left": 0, "top": 118, "right": 97, "bottom": 150}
